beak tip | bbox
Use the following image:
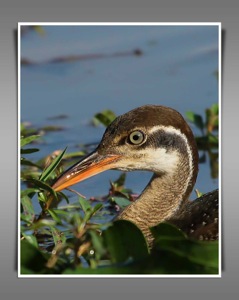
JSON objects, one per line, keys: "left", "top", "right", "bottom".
{"left": 51, "top": 152, "right": 122, "bottom": 192}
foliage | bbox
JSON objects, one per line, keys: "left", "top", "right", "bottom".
{"left": 186, "top": 103, "right": 218, "bottom": 149}
{"left": 92, "top": 109, "right": 117, "bottom": 127}
{"left": 20, "top": 117, "right": 219, "bottom": 275}
{"left": 186, "top": 103, "right": 219, "bottom": 179}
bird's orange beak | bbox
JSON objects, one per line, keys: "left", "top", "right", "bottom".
{"left": 52, "top": 151, "right": 122, "bottom": 192}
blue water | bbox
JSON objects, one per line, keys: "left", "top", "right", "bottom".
{"left": 21, "top": 25, "right": 219, "bottom": 199}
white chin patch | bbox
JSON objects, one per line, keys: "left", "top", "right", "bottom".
{"left": 115, "top": 148, "right": 179, "bottom": 174}
{"left": 138, "top": 148, "right": 179, "bottom": 174}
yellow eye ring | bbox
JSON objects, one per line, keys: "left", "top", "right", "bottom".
{"left": 129, "top": 130, "right": 145, "bottom": 145}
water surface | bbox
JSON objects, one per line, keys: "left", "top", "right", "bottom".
{"left": 21, "top": 25, "right": 219, "bottom": 199}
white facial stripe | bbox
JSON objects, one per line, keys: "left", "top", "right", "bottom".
{"left": 148, "top": 125, "right": 184, "bottom": 136}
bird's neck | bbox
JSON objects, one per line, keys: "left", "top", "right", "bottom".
{"left": 117, "top": 156, "right": 194, "bottom": 244}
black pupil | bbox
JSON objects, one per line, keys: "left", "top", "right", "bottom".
{"left": 133, "top": 134, "right": 140, "bottom": 140}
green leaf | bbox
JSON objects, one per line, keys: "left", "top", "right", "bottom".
{"left": 152, "top": 223, "right": 218, "bottom": 270}
{"left": 57, "top": 191, "right": 70, "bottom": 204}
{"left": 210, "top": 103, "right": 219, "bottom": 115}
{"left": 21, "top": 214, "right": 33, "bottom": 224}
{"left": 208, "top": 133, "right": 219, "bottom": 144}
{"left": 50, "top": 226, "right": 66, "bottom": 246}
{"left": 93, "top": 110, "right": 117, "bottom": 127}
{"left": 103, "top": 220, "right": 149, "bottom": 263}
{"left": 79, "top": 197, "right": 92, "bottom": 213}
{"left": 20, "top": 157, "right": 41, "bottom": 168}
{"left": 21, "top": 188, "right": 40, "bottom": 198}
{"left": 62, "top": 151, "right": 85, "bottom": 159}
{"left": 186, "top": 240, "right": 218, "bottom": 268}
{"left": 30, "top": 219, "right": 56, "bottom": 229}
{"left": 21, "top": 233, "right": 38, "bottom": 248}
{"left": 92, "top": 203, "right": 103, "bottom": 215}
{"left": 27, "top": 178, "right": 59, "bottom": 204}
{"left": 20, "top": 239, "right": 49, "bottom": 274}
{"left": 158, "top": 239, "right": 218, "bottom": 269}
{"left": 21, "top": 148, "right": 39, "bottom": 155}
{"left": 151, "top": 222, "right": 186, "bottom": 240}
{"left": 21, "top": 195, "right": 35, "bottom": 223}
{"left": 50, "top": 208, "right": 69, "bottom": 216}
{"left": 88, "top": 230, "right": 105, "bottom": 258}
{"left": 39, "top": 147, "right": 67, "bottom": 182}
{"left": 47, "top": 209, "right": 62, "bottom": 224}
{"left": 112, "top": 197, "right": 131, "bottom": 208}
{"left": 112, "top": 173, "right": 126, "bottom": 187}
{"left": 21, "top": 135, "right": 40, "bottom": 147}
{"left": 195, "top": 189, "right": 203, "bottom": 198}
{"left": 186, "top": 111, "right": 204, "bottom": 132}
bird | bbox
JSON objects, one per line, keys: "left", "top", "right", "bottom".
{"left": 52, "top": 105, "right": 219, "bottom": 246}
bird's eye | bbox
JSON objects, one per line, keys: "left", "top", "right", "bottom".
{"left": 128, "top": 130, "right": 145, "bottom": 145}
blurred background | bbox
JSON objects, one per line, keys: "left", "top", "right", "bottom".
{"left": 20, "top": 24, "right": 219, "bottom": 200}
